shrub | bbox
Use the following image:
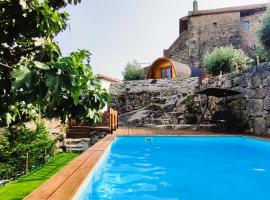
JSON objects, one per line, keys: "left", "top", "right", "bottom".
{"left": 203, "top": 46, "right": 251, "bottom": 76}
{"left": 253, "top": 44, "right": 270, "bottom": 64}
{"left": 184, "top": 95, "right": 196, "bottom": 113}
{"left": 0, "top": 122, "right": 55, "bottom": 179}
{"left": 122, "top": 60, "right": 145, "bottom": 81}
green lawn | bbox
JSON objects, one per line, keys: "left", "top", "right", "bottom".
{"left": 0, "top": 153, "right": 79, "bottom": 200}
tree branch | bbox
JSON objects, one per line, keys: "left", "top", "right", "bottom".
{"left": 0, "top": 62, "right": 12, "bottom": 69}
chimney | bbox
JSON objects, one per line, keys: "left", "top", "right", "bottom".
{"left": 193, "top": 0, "right": 198, "bottom": 12}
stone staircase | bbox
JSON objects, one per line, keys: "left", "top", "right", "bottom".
{"left": 111, "top": 78, "right": 203, "bottom": 129}
{"left": 65, "top": 127, "right": 108, "bottom": 152}
{"left": 119, "top": 91, "right": 218, "bottom": 130}
{"left": 65, "top": 138, "right": 91, "bottom": 152}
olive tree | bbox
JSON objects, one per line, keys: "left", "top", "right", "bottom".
{"left": 203, "top": 46, "right": 251, "bottom": 76}
{"left": 122, "top": 60, "right": 145, "bottom": 81}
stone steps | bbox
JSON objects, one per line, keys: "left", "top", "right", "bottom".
{"left": 65, "top": 138, "right": 91, "bottom": 152}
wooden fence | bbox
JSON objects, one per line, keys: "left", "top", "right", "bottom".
{"left": 66, "top": 108, "right": 119, "bottom": 138}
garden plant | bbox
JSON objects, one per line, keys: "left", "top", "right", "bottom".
{"left": 0, "top": 0, "right": 109, "bottom": 181}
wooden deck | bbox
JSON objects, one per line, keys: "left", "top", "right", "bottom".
{"left": 24, "top": 127, "right": 270, "bottom": 200}
{"left": 24, "top": 135, "right": 115, "bottom": 200}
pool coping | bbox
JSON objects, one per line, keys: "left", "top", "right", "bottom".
{"left": 24, "top": 128, "right": 270, "bottom": 200}
{"left": 24, "top": 135, "right": 115, "bottom": 200}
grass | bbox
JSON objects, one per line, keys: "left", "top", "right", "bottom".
{"left": 0, "top": 153, "right": 79, "bottom": 200}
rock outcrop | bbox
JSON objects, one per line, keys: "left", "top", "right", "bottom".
{"left": 110, "top": 78, "right": 199, "bottom": 127}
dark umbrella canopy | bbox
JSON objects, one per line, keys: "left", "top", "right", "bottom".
{"left": 196, "top": 88, "right": 241, "bottom": 98}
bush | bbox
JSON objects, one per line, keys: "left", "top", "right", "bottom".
{"left": 258, "top": 6, "right": 270, "bottom": 52}
{"left": 203, "top": 46, "right": 251, "bottom": 76}
{"left": 254, "top": 44, "right": 270, "bottom": 63}
{"left": 122, "top": 60, "right": 145, "bottom": 81}
{"left": 0, "top": 122, "right": 55, "bottom": 179}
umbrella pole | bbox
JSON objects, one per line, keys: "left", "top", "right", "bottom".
{"left": 195, "top": 95, "right": 209, "bottom": 130}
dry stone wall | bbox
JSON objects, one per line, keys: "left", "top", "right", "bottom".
{"left": 110, "top": 63, "right": 269, "bottom": 134}
{"left": 201, "top": 62, "right": 270, "bottom": 135}
{"left": 109, "top": 78, "right": 199, "bottom": 127}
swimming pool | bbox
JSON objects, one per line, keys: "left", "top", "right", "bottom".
{"left": 76, "top": 136, "right": 270, "bottom": 200}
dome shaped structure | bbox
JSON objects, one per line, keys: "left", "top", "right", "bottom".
{"left": 146, "top": 57, "right": 202, "bottom": 79}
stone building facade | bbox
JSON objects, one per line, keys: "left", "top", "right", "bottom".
{"left": 164, "top": 2, "right": 267, "bottom": 67}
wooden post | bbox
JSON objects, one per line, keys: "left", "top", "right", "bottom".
{"left": 110, "top": 113, "right": 113, "bottom": 133}
{"left": 113, "top": 112, "right": 115, "bottom": 131}
{"left": 116, "top": 112, "right": 119, "bottom": 129}
{"left": 112, "top": 112, "right": 115, "bottom": 131}
{"left": 256, "top": 56, "right": 260, "bottom": 65}
{"left": 25, "top": 152, "right": 29, "bottom": 174}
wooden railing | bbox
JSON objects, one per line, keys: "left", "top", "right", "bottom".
{"left": 109, "top": 108, "right": 118, "bottom": 132}
{"left": 67, "top": 108, "right": 119, "bottom": 138}
{"left": 101, "top": 108, "right": 118, "bottom": 133}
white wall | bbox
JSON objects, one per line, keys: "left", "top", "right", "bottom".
{"left": 100, "top": 79, "right": 113, "bottom": 112}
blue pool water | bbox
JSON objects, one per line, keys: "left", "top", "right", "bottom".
{"left": 78, "top": 136, "right": 270, "bottom": 200}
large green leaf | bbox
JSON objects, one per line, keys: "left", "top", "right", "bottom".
{"left": 11, "top": 65, "right": 30, "bottom": 82}
{"left": 71, "top": 88, "right": 80, "bottom": 105}
{"left": 45, "top": 73, "right": 62, "bottom": 98}
{"left": 34, "top": 61, "right": 50, "bottom": 70}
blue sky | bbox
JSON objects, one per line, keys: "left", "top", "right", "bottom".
{"left": 56, "top": 0, "right": 267, "bottom": 79}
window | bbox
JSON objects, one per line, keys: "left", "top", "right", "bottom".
{"left": 161, "top": 68, "right": 166, "bottom": 79}
{"left": 243, "top": 21, "right": 250, "bottom": 30}
{"left": 240, "top": 10, "right": 254, "bottom": 17}
{"left": 160, "top": 66, "right": 172, "bottom": 79}
{"left": 166, "top": 67, "right": 171, "bottom": 78}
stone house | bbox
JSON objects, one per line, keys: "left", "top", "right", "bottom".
{"left": 164, "top": 1, "right": 267, "bottom": 67}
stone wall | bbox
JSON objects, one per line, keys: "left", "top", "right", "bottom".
{"left": 188, "top": 12, "right": 242, "bottom": 67}
{"left": 164, "top": 31, "right": 189, "bottom": 64}
{"left": 110, "top": 63, "right": 269, "bottom": 134}
{"left": 240, "top": 10, "right": 266, "bottom": 55}
{"left": 201, "top": 63, "right": 270, "bottom": 135}
{"left": 110, "top": 78, "right": 199, "bottom": 127}
{"left": 165, "top": 9, "right": 265, "bottom": 67}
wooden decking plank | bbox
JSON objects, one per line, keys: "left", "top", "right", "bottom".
{"left": 88, "top": 135, "right": 111, "bottom": 150}
{"left": 24, "top": 135, "right": 114, "bottom": 200}
{"left": 47, "top": 151, "right": 104, "bottom": 200}
{"left": 24, "top": 150, "right": 96, "bottom": 200}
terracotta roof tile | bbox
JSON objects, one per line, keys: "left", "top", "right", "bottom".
{"left": 96, "top": 74, "right": 121, "bottom": 83}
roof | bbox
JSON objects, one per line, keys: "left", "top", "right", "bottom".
{"left": 96, "top": 74, "right": 121, "bottom": 83}
{"left": 181, "top": 3, "right": 267, "bottom": 20}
